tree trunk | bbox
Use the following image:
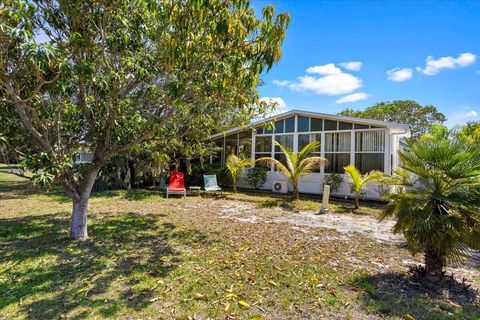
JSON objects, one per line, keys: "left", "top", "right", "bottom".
{"left": 233, "top": 183, "right": 237, "bottom": 193}
{"left": 69, "top": 168, "right": 99, "bottom": 240}
{"left": 70, "top": 196, "right": 89, "bottom": 240}
{"left": 354, "top": 196, "right": 360, "bottom": 210}
{"left": 129, "top": 159, "right": 136, "bottom": 189}
{"left": 424, "top": 247, "right": 445, "bottom": 277}
{"left": 292, "top": 184, "right": 299, "bottom": 200}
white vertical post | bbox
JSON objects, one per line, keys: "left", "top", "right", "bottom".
{"left": 222, "top": 134, "right": 226, "bottom": 165}
{"left": 236, "top": 132, "right": 240, "bottom": 157}
{"left": 293, "top": 115, "right": 299, "bottom": 154}
{"left": 320, "top": 185, "right": 330, "bottom": 214}
{"left": 320, "top": 131, "right": 325, "bottom": 174}
{"left": 350, "top": 130, "right": 355, "bottom": 166}
{"left": 384, "top": 128, "right": 391, "bottom": 174}
{"left": 270, "top": 131, "right": 275, "bottom": 172}
{"left": 251, "top": 129, "right": 256, "bottom": 165}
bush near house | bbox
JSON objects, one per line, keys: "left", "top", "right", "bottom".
{"left": 246, "top": 167, "right": 268, "bottom": 190}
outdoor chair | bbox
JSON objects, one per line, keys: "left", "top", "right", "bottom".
{"left": 166, "top": 171, "right": 186, "bottom": 198}
{"left": 203, "top": 174, "right": 222, "bottom": 194}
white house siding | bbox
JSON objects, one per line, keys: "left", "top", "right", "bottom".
{"left": 211, "top": 110, "right": 410, "bottom": 200}
{"left": 237, "top": 172, "right": 384, "bottom": 200}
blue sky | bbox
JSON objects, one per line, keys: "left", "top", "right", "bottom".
{"left": 254, "top": 0, "right": 480, "bottom": 126}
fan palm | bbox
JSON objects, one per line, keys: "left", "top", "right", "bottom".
{"left": 225, "top": 154, "right": 253, "bottom": 193}
{"left": 379, "top": 138, "right": 480, "bottom": 279}
{"left": 256, "top": 141, "right": 327, "bottom": 200}
{"left": 343, "top": 165, "right": 383, "bottom": 210}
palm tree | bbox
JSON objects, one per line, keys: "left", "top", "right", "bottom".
{"left": 225, "top": 154, "right": 253, "bottom": 193}
{"left": 256, "top": 141, "right": 327, "bottom": 200}
{"left": 343, "top": 165, "right": 382, "bottom": 210}
{"left": 379, "top": 138, "right": 480, "bottom": 279}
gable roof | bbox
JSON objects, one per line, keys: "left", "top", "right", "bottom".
{"left": 210, "top": 109, "right": 410, "bottom": 139}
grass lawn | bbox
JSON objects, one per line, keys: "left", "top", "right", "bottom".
{"left": 0, "top": 172, "right": 478, "bottom": 319}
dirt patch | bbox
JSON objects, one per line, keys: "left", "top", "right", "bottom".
{"left": 274, "top": 212, "right": 404, "bottom": 243}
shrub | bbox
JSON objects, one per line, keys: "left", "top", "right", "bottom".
{"left": 324, "top": 173, "right": 343, "bottom": 193}
{"left": 246, "top": 167, "right": 267, "bottom": 189}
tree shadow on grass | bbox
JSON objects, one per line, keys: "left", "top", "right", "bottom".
{"left": 349, "top": 272, "right": 479, "bottom": 320}
{"left": 0, "top": 211, "right": 202, "bottom": 319}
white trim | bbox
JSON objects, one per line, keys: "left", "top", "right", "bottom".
{"left": 209, "top": 109, "right": 409, "bottom": 140}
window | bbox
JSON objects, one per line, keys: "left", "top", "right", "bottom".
{"left": 255, "top": 136, "right": 272, "bottom": 153}
{"left": 354, "top": 123, "right": 369, "bottom": 130}
{"left": 339, "top": 122, "right": 353, "bottom": 130}
{"left": 355, "top": 131, "right": 385, "bottom": 152}
{"left": 274, "top": 134, "right": 293, "bottom": 171}
{"left": 285, "top": 117, "right": 295, "bottom": 133}
{"left": 298, "top": 133, "right": 321, "bottom": 152}
{"left": 324, "top": 119, "right": 338, "bottom": 131}
{"left": 355, "top": 153, "right": 384, "bottom": 174}
{"left": 325, "top": 153, "right": 350, "bottom": 174}
{"left": 325, "top": 132, "right": 350, "bottom": 152}
{"left": 275, "top": 120, "right": 284, "bottom": 133}
{"left": 310, "top": 118, "right": 323, "bottom": 131}
{"left": 274, "top": 134, "right": 293, "bottom": 151}
{"left": 255, "top": 135, "right": 272, "bottom": 168}
{"left": 297, "top": 116, "right": 309, "bottom": 132}
{"left": 264, "top": 125, "right": 273, "bottom": 134}
{"left": 355, "top": 130, "right": 385, "bottom": 173}
{"left": 324, "top": 132, "right": 351, "bottom": 173}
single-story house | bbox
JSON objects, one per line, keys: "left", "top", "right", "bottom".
{"left": 209, "top": 109, "right": 410, "bottom": 199}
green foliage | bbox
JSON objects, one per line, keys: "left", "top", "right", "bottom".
{"left": 338, "top": 100, "right": 446, "bottom": 139}
{"left": 343, "top": 165, "right": 382, "bottom": 210}
{"left": 150, "top": 152, "right": 171, "bottom": 180}
{"left": 324, "top": 173, "right": 343, "bottom": 193}
{"left": 256, "top": 141, "right": 327, "bottom": 200}
{"left": 186, "top": 163, "right": 230, "bottom": 187}
{"left": 379, "top": 138, "right": 480, "bottom": 276}
{"left": 457, "top": 121, "right": 480, "bottom": 145}
{"left": 0, "top": 0, "right": 289, "bottom": 237}
{"left": 31, "top": 171, "right": 55, "bottom": 189}
{"left": 225, "top": 154, "right": 253, "bottom": 192}
{"left": 246, "top": 167, "right": 268, "bottom": 189}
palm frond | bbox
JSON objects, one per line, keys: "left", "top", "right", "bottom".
{"left": 255, "top": 156, "right": 291, "bottom": 179}
{"left": 343, "top": 165, "right": 362, "bottom": 192}
{"left": 298, "top": 156, "right": 328, "bottom": 175}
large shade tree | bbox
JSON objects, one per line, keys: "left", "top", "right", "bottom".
{"left": 338, "top": 100, "right": 446, "bottom": 139}
{"left": 0, "top": 0, "right": 289, "bottom": 239}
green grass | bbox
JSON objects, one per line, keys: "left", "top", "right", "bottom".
{"left": 0, "top": 171, "right": 478, "bottom": 319}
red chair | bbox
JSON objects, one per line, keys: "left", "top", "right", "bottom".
{"left": 166, "top": 171, "right": 186, "bottom": 198}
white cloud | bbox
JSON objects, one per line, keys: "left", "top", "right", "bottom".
{"left": 452, "top": 109, "right": 478, "bottom": 120}
{"left": 306, "top": 63, "right": 342, "bottom": 75}
{"left": 416, "top": 52, "right": 476, "bottom": 75}
{"left": 272, "top": 79, "right": 291, "bottom": 86}
{"left": 339, "top": 61, "right": 362, "bottom": 71}
{"left": 289, "top": 73, "right": 362, "bottom": 95}
{"left": 335, "top": 92, "right": 369, "bottom": 104}
{"left": 387, "top": 67, "right": 413, "bottom": 82}
{"left": 259, "top": 97, "right": 289, "bottom": 115}
{"left": 273, "top": 63, "right": 363, "bottom": 96}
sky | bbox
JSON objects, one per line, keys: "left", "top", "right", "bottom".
{"left": 253, "top": 0, "right": 480, "bottom": 126}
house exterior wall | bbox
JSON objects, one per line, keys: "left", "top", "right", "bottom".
{"left": 212, "top": 111, "right": 410, "bottom": 200}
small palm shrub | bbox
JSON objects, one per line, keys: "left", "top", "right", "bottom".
{"left": 343, "top": 165, "right": 382, "bottom": 210}
{"left": 256, "top": 141, "right": 327, "bottom": 200}
{"left": 225, "top": 154, "right": 253, "bottom": 192}
{"left": 379, "top": 138, "right": 480, "bottom": 279}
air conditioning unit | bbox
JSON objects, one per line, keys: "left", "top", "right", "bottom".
{"left": 272, "top": 180, "right": 288, "bottom": 193}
